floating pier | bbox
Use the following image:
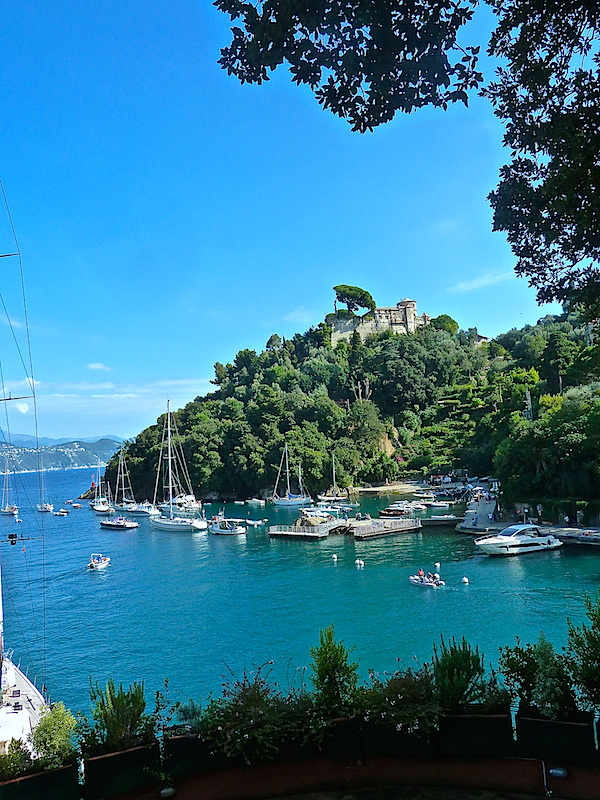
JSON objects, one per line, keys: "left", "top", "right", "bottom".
{"left": 352, "top": 517, "right": 421, "bottom": 540}
{"left": 268, "top": 525, "right": 330, "bottom": 540}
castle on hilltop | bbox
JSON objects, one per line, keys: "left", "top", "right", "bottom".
{"left": 329, "top": 298, "right": 430, "bottom": 346}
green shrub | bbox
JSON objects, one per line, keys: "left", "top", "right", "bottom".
{"left": 567, "top": 590, "right": 600, "bottom": 711}
{"left": 79, "top": 678, "right": 155, "bottom": 755}
{"left": 360, "top": 664, "right": 439, "bottom": 734}
{"left": 500, "top": 634, "right": 578, "bottom": 719}
{"left": 0, "top": 739, "right": 34, "bottom": 781}
{"left": 432, "top": 635, "right": 485, "bottom": 712}
{"left": 198, "top": 664, "right": 288, "bottom": 764}
{"left": 31, "top": 702, "right": 77, "bottom": 769}
{"left": 309, "top": 625, "right": 359, "bottom": 718}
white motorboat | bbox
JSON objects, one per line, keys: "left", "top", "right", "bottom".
{"left": 475, "top": 524, "right": 563, "bottom": 556}
{"left": 409, "top": 574, "right": 445, "bottom": 587}
{"left": 88, "top": 553, "right": 111, "bottom": 570}
{"left": 99, "top": 516, "right": 140, "bottom": 530}
{"left": 209, "top": 517, "right": 246, "bottom": 535}
{"left": 271, "top": 443, "right": 312, "bottom": 507}
{"left": 247, "top": 498, "right": 266, "bottom": 506}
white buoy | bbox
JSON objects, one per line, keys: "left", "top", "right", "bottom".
{"left": 462, "top": 576, "right": 469, "bottom": 584}
{"left": 332, "top": 554, "right": 338, "bottom": 561}
{"left": 434, "top": 562, "right": 441, "bottom": 568}
{"left": 355, "top": 558, "right": 360, "bottom": 565}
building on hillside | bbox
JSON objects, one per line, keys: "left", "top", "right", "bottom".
{"left": 329, "top": 298, "right": 430, "bottom": 346}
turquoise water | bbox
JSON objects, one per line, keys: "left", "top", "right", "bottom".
{"left": 2, "top": 469, "right": 599, "bottom": 716}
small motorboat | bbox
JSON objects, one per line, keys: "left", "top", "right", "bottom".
{"left": 88, "top": 553, "right": 111, "bottom": 570}
{"left": 209, "top": 517, "right": 246, "bottom": 535}
{"left": 72, "top": 503, "right": 82, "bottom": 509}
{"left": 247, "top": 498, "right": 266, "bottom": 506}
{"left": 409, "top": 574, "right": 445, "bottom": 587}
{"left": 475, "top": 524, "right": 563, "bottom": 556}
{"left": 99, "top": 516, "right": 140, "bottom": 530}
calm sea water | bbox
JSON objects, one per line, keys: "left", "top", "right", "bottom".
{"left": 2, "top": 469, "right": 599, "bottom": 716}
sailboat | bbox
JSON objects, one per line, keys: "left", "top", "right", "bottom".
{"left": 36, "top": 456, "right": 53, "bottom": 513}
{"left": 0, "top": 461, "right": 18, "bottom": 516}
{"left": 0, "top": 183, "right": 48, "bottom": 750}
{"left": 271, "top": 443, "right": 312, "bottom": 507}
{"left": 90, "top": 459, "right": 114, "bottom": 514}
{"left": 316, "top": 453, "right": 358, "bottom": 507}
{"left": 113, "top": 447, "right": 159, "bottom": 515}
{"left": 150, "top": 400, "right": 207, "bottom": 532}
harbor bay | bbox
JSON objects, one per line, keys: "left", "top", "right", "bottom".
{"left": 4, "top": 468, "right": 599, "bottom": 716}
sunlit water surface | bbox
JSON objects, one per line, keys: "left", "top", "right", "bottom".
{"left": 3, "top": 469, "right": 598, "bottom": 714}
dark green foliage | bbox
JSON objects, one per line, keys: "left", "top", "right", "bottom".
{"left": 431, "top": 314, "right": 459, "bottom": 335}
{"left": 309, "top": 624, "right": 359, "bottom": 718}
{"left": 432, "top": 635, "right": 486, "bottom": 713}
{"left": 485, "top": 0, "right": 600, "bottom": 318}
{"left": 500, "top": 635, "right": 578, "bottom": 720}
{"left": 109, "top": 308, "right": 600, "bottom": 504}
{"left": 79, "top": 678, "right": 155, "bottom": 755}
{"left": 197, "top": 665, "right": 290, "bottom": 764}
{"left": 333, "top": 285, "right": 376, "bottom": 313}
{"left": 567, "top": 590, "right": 600, "bottom": 712}
{"left": 214, "top": 0, "right": 482, "bottom": 133}
{"left": 360, "top": 665, "right": 439, "bottom": 734}
{"left": 0, "top": 739, "right": 34, "bottom": 781}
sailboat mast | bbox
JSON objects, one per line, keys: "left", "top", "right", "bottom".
{"left": 285, "top": 443, "right": 291, "bottom": 496}
{"left": 167, "top": 400, "right": 173, "bottom": 519}
{"left": 332, "top": 453, "right": 336, "bottom": 496}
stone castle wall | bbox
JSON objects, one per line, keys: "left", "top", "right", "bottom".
{"left": 330, "top": 299, "right": 429, "bottom": 346}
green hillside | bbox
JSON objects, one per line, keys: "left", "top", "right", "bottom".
{"left": 108, "top": 308, "right": 600, "bottom": 506}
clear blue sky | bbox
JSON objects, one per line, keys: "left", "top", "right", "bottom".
{"left": 0, "top": 0, "right": 561, "bottom": 440}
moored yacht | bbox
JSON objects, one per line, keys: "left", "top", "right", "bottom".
{"left": 475, "top": 524, "right": 563, "bottom": 556}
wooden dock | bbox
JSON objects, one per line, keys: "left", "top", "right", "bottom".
{"left": 268, "top": 520, "right": 343, "bottom": 540}
{"left": 352, "top": 517, "right": 422, "bottom": 540}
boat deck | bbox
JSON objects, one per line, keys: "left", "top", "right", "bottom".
{"left": 1, "top": 656, "right": 46, "bottom": 726}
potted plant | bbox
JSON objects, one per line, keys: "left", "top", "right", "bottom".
{"left": 79, "top": 678, "right": 161, "bottom": 800}
{"left": 0, "top": 704, "right": 80, "bottom": 800}
{"left": 566, "top": 589, "right": 600, "bottom": 765}
{"left": 309, "top": 625, "right": 362, "bottom": 760}
{"left": 434, "top": 636, "right": 515, "bottom": 758}
{"left": 500, "top": 634, "right": 595, "bottom": 766}
{"left": 360, "top": 663, "right": 439, "bottom": 758}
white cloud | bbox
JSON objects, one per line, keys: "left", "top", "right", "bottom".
{"left": 284, "top": 306, "right": 313, "bottom": 323}
{"left": 14, "top": 403, "right": 29, "bottom": 414}
{"left": 448, "top": 271, "right": 514, "bottom": 293}
{"left": 87, "top": 362, "right": 111, "bottom": 371}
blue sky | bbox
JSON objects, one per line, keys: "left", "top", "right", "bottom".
{"left": 0, "top": 1, "right": 562, "bottom": 440}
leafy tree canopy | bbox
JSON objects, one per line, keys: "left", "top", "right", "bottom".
{"left": 215, "top": 0, "right": 600, "bottom": 316}
{"left": 214, "top": 0, "right": 482, "bottom": 133}
{"left": 333, "top": 284, "right": 376, "bottom": 313}
{"left": 431, "top": 314, "right": 459, "bottom": 335}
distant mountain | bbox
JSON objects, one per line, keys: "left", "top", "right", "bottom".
{"left": 3, "top": 433, "right": 124, "bottom": 448}
{"left": 0, "top": 438, "right": 121, "bottom": 472}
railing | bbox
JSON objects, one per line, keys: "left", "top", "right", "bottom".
{"left": 353, "top": 518, "right": 421, "bottom": 539}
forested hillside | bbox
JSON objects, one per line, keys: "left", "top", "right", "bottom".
{"left": 110, "top": 309, "right": 600, "bottom": 504}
